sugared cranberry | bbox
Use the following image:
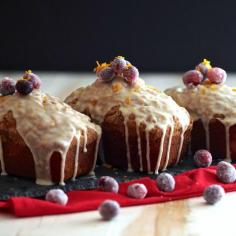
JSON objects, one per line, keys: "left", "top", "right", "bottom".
{"left": 194, "top": 149, "right": 212, "bottom": 167}
{"left": 98, "top": 200, "right": 120, "bottom": 221}
{"left": 99, "top": 67, "right": 115, "bottom": 82}
{"left": 45, "top": 189, "right": 68, "bottom": 206}
{"left": 216, "top": 161, "right": 236, "bottom": 183}
{"left": 0, "top": 77, "right": 16, "bottom": 96}
{"left": 182, "top": 70, "right": 204, "bottom": 86}
{"left": 127, "top": 183, "right": 147, "bottom": 199}
{"left": 203, "top": 184, "right": 225, "bottom": 204}
{"left": 98, "top": 176, "right": 119, "bottom": 193}
{"left": 206, "top": 67, "right": 227, "bottom": 84}
{"left": 23, "top": 71, "right": 42, "bottom": 89}
{"left": 16, "top": 80, "right": 33, "bottom": 95}
{"left": 156, "top": 173, "right": 175, "bottom": 192}
{"left": 123, "top": 66, "right": 139, "bottom": 85}
{"left": 111, "top": 57, "right": 127, "bottom": 74}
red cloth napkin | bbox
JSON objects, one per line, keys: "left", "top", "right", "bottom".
{"left": 1, "top": 165, "right": 236, "bottom": 217}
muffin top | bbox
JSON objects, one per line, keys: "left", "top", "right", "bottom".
{"left": 65, "top": 57, "right": 190, "bottom": 132}
{"left": 165, "top": 59, "right": 236, "bottom": 126}
{"left": 166, "top": 84, "right": 236, "bottom": 125}
{"left": 0, "top": 72, "right": 101, "bottom": 185}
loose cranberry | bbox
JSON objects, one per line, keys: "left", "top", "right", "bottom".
{"left": 45, "top": 189, "right": 68, "bottom": 205}
{"left": 156, "top": 173, "right": 175, "bottom": 192}
{"left": 194, "top": 149, "right": 212, "bottom": 167}
{"left": 216, "top": 161, "right": 236, "bottom": 183}
{"left": 126, "top": 183, "right": 147, "bottom": 199}
{"left": 98, "top": 200, "right": 120, "bottom": 221}
{"left": 98, "top": 176, "right": 119, "bottom": 193}
{"left": 203, "top": 184, "right": 225, "bottom": 204}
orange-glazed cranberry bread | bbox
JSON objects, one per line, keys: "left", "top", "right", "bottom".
{"left": 166, "top": 59, "right": 236, "bottom": 161}
{"left": 0, "top": 71, "right": 101, "bottom": 185}
{"left": 65, "top": 56, "right": 192, "bottom": 174}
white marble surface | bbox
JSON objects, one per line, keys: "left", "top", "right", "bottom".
{"left": 0, "top": 72, "right": 236, "bottom": 236}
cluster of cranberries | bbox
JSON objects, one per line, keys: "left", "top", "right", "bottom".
{"left": 182, "top": 59, "right": 227, "bottom": 87}
{"left": 95, "top": 56, "right": 139, "bottom": 85}
{"left": 0, "top": 70, "right": 41, "bottom": 96}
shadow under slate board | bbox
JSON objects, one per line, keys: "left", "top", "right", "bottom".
{"left": 0, "top": 156, "right": 220, "bottom": 201}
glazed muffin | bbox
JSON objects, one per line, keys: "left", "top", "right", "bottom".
{"left": 65, "top": 56, "right": 192, "bottom": 174}
{"left": 0, "top": 71, "right": 101, "bottom": 185}
{"left": 166, "top": 59, "right": 236, "bottom": 161}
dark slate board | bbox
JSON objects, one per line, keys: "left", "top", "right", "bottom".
{"left": 0, "top": 156, "right": 221, "bottom": 201}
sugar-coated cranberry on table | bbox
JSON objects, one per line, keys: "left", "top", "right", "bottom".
{"left": 98, "top": 200, "right": 120, "bottom": 221}
{"left": 156, "top": 173, "right": 175, "bottom": 192}
{"left": 45, "top": 189, "right": 68, "bottom": 206}
{"left": 203, "top": 184, "right": 225, "bottom": 204}
{"left": 194, "top": 149, "right": 212, "bottom": 167}
{"left": 98, "top": 176, "right": 119, "bottom": 193}
{"left": 216, "top": 161, "right": 236, "bottom": 183}
{"left": 126, "top": 183, "right": 147, "bottom": 199}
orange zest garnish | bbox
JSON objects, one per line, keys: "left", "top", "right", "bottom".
{"left": 25, "top": 69, "right": 32, "bottom": 74}
{"left": 115, "top": 56, "right": 125, "bottom": 60}
{"left": 210, "top": 84, "right": 218, "bottom": 91}
{"left": 124, "top": 96, "right": 132, "bottom": 105}
{"left": 94, "top": 61, "right": 110, "bottom": 72}
{"left": 112, "top": 83, "right": 123, "bottom": 93}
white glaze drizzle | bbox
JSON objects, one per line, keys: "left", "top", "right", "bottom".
{"left": 202, "top": 120, "right": 210, "bottom": 150}
{"left": 0, "top": 90, "right": 101, "bottom": 185}
{"left": 166, "top": 84, "right": 236, "bottom": 161}
{"left": 163, "top": 124, "right": 174, "bottom": 170}
{"left": 136, "top": 123, "right": 143, "bottom": 171}
{"left": 175, "top": 127, "right": 186, "bottom": 164}
{"left": 145, "top": 129, "right": 151, "bottom": 173}
{"left": 83, "top": 128, "right": 88, "bottom": 152}
{"left": 65, "top": 77, "right": 190, "bottom": 173}
{"left": 225, "top": 125, "right": 231, "bottom": 161}
{"left": 90, "top": 130, "right": 102, "bottom": 175}
{"left": 0, "top": 136, "right": 6, "bottom": 176}
{"left": 155, "top": 129, "right": 166, "bottom": 174}
{"left": 124, "top": 116, "right": 132, "bottom": 172}
{"left": 72, "top": 133, "right": 81, "bottom": 180}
